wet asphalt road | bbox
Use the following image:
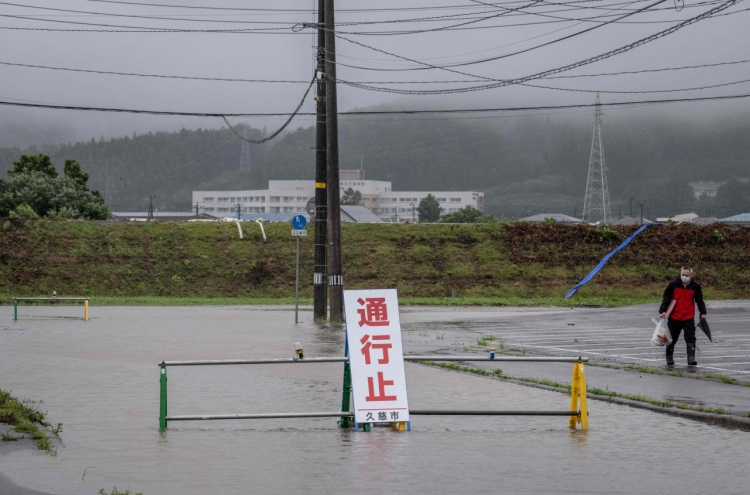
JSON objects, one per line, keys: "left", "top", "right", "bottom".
{"left": 1, "top": 304, "right": 749, "bottom": 495}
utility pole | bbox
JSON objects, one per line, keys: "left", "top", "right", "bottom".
{"left": 412, "top": 203, "right": 416, "bottom": 223}
{"left": 237, "top": 203, "right": 241, "bottom": 220}
{"left": 148, "top": 195, "right": 154, "bottom": 220}
{"left": 195, "top": 202, "right": 199, "bottom": 216}
{"left": 313, "top": 0, "right": 328, "bottom": 321}
{"left": 325, "top": 0, "right": 343, "bottom": 321}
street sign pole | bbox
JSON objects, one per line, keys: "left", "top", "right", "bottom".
{"left": 291, "top": 214, "right": 308, "bottom": 324}
{"left": 295, "top": 236, "right": 300, "bottom": 323}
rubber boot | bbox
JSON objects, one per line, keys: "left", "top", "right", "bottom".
{"left": 687, "top": 343, "right": 697, "bottom": 366}
{"left": 666, "top": 346, "right": 675, "bottom": 366}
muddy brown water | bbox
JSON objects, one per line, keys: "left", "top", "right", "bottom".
{"left": 1, "top": 306, "right": 749, "bottom": 494}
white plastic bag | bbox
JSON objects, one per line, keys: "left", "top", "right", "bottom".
{"left": 650, "top": 317, "right": 673, "bottom": 347}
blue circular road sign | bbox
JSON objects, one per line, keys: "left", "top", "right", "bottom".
{"left": 292, "top": 214, "right": 308, "bottom": 230}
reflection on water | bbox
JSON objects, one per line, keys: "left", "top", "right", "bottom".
{"left": 0, "top": 306, "right": 749, "bottom": 495}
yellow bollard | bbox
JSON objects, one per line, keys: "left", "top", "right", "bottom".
{"left": 84, "top": 299, "right": 89, "bottom": 321}
{"left": 569, "top": 362, "right": 589, "bottom": 430}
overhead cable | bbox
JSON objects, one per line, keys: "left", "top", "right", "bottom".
{"left": 333, "top": 0, "right": 668, "bottom": 71}
{"left": 334, "top": 0, "right": 743, "bottom": 94}
{"left": 0, "top": 93, "right": 749, "bottom": 117}
{"left": 221, "top": 79, "right": 314, "bottom": 144}
{"left": 3, "top": 58, "right": 750, "bottom": 85}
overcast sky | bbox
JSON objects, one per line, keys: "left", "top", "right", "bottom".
{"left": 0, "top": 0, "right": 748, "bottom": 147}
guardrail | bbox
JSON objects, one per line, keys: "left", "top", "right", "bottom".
{"left": 158, "top": 355, "right": 589, "bottom": 432}
{"left": 12, "top": 297, "right": 89, "bottom": 321}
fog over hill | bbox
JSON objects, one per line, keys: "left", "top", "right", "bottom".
{"left": 1, "top": 102, "right": 748, "bottom": 220}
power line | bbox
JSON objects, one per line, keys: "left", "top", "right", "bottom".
{"left": 1, "top": 58, "right": 748, "bottom": 85}
{"left": 525, "top": 76, "right": 750, "bottom": 93}
{"left": 0, "top": 93, "right": 748, "bottom": 118}
{"left": 335, "top": 0, "right": 742, "bottom": 94}
{"left": 332, "top": 0, "right": 668, "bottom": 70}
{"left": 0, "top": 60, "right": 311, "bottom": 83}
{"left": 221, "top": 80, "right": 315, "bottom": 144}
{"left": 2, "top": 5, "right": 745, "bottom": 34}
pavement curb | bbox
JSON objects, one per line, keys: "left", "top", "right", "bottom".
{"left": 500, "top": 377, "right": 750, "bottom": 432}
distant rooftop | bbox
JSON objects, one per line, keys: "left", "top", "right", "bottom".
{"left": 519, "top": 213, "right": 582, "bottom": 223}
{"left": 719, "top": 213, "right": 750, "bottom": 224}
{"left": 610, "top": 216, "right": 652, "bottom": 226}
{"left": 341, "top": 205, "right": 383, "bottom": 223}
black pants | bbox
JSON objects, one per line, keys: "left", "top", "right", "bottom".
{"left": 666, "top": 318, "right": 696, "bottom": 354}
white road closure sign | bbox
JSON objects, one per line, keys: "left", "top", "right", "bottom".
{"left": 343, "top": 289, "right": 410, "bottom": 424}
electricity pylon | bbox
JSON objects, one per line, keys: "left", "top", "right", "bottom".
{"left": 582, "top": 93, "right": 611, "bottom": 224}
{"left": 239, "top": 125, "right": 251, "bottom": 171}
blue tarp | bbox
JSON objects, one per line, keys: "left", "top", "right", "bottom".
{"left": 565, "top": 222, "right": 657, "bottom": 298}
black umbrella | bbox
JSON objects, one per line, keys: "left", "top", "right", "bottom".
{"left": 699, "top": 319, "right": 713, "bottom": 342}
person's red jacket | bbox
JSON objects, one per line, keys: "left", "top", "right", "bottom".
{"left": 659, "top": 278, "right": 707, "bottom": 321}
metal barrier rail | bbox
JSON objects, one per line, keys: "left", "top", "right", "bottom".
{"left": 12, "top": 297, "right": 90, "bottom": 321}
{"left": 166, "top": 410, "right": 581, "bottom": 421}
{"left": 159, "top": 354, "right": 589, "bottom": 431}
{"left": 160, "top": 356, "right": 588, "bottom": 366}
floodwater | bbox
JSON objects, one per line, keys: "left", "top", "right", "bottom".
{"left": 1, "top": 305, "right": 749, "bottom": 495}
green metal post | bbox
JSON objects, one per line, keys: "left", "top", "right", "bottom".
{"left": 340, "top": 362, "right": 352, "bottom": 428}
{"left": 159, "top": 365, "right": 168, "bottom": 431}
{"left": 13, "top": 299, "right": 17, "bottom": 321}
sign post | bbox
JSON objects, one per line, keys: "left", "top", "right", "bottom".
{"left": 291, "top": 215, "right": 308, "bottom": 323}
{"left": 343, "top": 289, "right": 410, "bottom": 430}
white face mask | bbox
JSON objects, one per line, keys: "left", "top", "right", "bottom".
{"left": 681, "top": 275, "right": 691, "bottom": 283}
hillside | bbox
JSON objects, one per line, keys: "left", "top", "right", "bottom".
{"left": 1, "top": 110, "right": 749, "bottom": 220}
{"left": 1, "top": 220, "right": 748, "bottom": 303}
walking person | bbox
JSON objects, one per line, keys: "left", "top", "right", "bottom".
{"left": 659, "top": 266, "right": 707, "bottom": 366}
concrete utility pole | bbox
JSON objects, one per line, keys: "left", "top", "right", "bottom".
{"left": 237, "top": 203, "right": 241, "bottom": 220}
{"left": 313, "top": 0, "right": 328, "bottom": 320}
{"left": 325, "top": 0, "right": 344, "bottom": 321}
{"left": 195, "top": 202, "right": 199, "bottom": 216}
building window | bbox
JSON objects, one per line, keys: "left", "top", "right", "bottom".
{"left": 270, "top": 197, "right": 280, "bottom": 203}
{"left": 204, "top": 207, "right": 215, "bottom": 213}
{"left": 437, "top": 198, "right": 446, "bottom": 203}
{"left": 242, "top": 197, "right": 249, "bottom": 202}
{"left": 260, "top": 207, "right": 265, "bottom": 213}
{"left": 218, "top": 197, "right": 229, "bottom": 203}
{"left": 449, "top": 198, "right": 461, "bottom": 203}
{"left": 449, "top": 208, "right": 459, "bottom": 213}
{"left": 270, "top": 207, "right": 280, "bottom": 213}
{"left": 258, "top": 196, "right": 265, "bottom": 202}
{"left": 203, "top": 197, "right": 214, "bottom": 203}
{"left": 283, "top": 196, "right": 294, "bottom": 202}
{"left": 296, "top": 197, "right": 305, "bottom": 202}
{"left": 217, "top": 207, "right": 229, "bottom": 213}
{"left": 283, "top": 207, "right": 293, "bottom": 213}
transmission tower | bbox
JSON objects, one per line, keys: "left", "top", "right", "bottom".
{"left": 582, "top": 93, "right": 611, "bottom": 224}
{"left": 239, "top": 124, "right": 251, "bottom": 171}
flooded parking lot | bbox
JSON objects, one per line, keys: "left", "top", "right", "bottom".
{"left": 1, "top": 305, "right": 749, "bottom": 494}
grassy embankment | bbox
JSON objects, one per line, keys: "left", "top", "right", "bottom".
{"left": 0, "top": 389, "right": 61, "bottom": 452}
{"left": 1, "top": 218, "right": 748, "bottom": 306}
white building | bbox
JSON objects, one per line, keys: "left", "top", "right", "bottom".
{"left": 193, "top": 170, "right": 484, "bottom": 222}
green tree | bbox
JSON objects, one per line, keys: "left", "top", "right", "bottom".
{"left": 417, "top": 194, "right": 441, "bottom": 223}
{"left": 342, "top": 187, "right": 362, "bottom": 205}
{"left": 8, "top": 204, "right": 39, "bottom": 218}
{"left": 439, "top": 206, "right": 496, "bottom": 224}
{"left": 10, "top": 153, "right": 57, "bottom": 178}
{"left": 0, "top": 154, "right": 110, "bottom": 220}
{"left": 63, "top": 159, "right": 90, "bottom": 188}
